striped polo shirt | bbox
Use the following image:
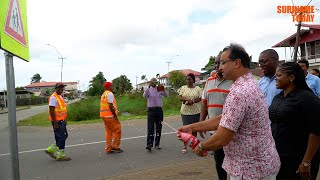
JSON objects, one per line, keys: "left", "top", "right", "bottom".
{"left": 202, "top": 76, "right": 232, "bottom": 118}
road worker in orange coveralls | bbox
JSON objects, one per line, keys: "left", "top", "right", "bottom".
{"left": 100, "top": 82, "right": 123, "bottom": 154}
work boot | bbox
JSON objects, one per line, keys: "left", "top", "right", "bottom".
{"left": 146, "top": 144, "right": 152, "bottom": 152}
{"left": 45, "top": 144, "right": 58, "bottom": 159}
{"left": 56, "top": 150, "right": 71, "bottom": 161}
{"left": 112, "top": 148, "right": 123, "bottom": 153}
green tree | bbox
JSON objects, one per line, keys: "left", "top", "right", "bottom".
{"left": 87, "top": 72, "right": 106, "bottom": 96}
{"left": 168, "top": 71, "right": 187, "bottom": 90}
{"left": 112, "top": 75, "right": 132, "bottom": 94}
{"left": 204, "top": 56, "right": 216, "bottom": 72}
{"left": 30, "top": 73, "right": 42, "bottom": 84}
{"left": 15, "top": 86, "right": 25, "bottom": 90}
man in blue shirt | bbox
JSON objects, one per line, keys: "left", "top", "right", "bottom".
{"left": 258, "top": 49, "right": 282, "bottom": 107}
{"left": 298, "top": 60, "right": 320, "bottom": 98}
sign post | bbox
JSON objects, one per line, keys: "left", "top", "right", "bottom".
{"left": 0, "top": 0, "right": 29, "bottom": 179}
{"left": 5, "top": 52, "right": 20, "bottom": 180}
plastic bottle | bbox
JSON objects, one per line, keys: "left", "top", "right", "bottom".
{"left": 178, "top": 132, "right": 208, "bottom": 156}
{"left": 178, "top": 132, "right": 200, "bottom": 149}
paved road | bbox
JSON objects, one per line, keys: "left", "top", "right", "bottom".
{"left": 0, "top": 104, "right": 48, "bottom": 129}
{"left": 0, "top": 116, "right": 208, "bottom": 180}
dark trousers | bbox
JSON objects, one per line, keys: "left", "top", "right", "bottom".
{"left": 52, "top": 120, "right": 68, "bottom": 150}
{"left": 213, "top": 148, "right": 227, "bottom": 180}
{"left": 147, "top": 107, "right": 163, "bottom": 147}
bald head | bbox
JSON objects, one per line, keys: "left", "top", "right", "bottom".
{"left": 259, "top": 49, "right": 279, "bottom": 78}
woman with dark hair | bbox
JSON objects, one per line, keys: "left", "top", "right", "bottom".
{"left": 310, "top": 69, "right": 320, "bottom": 78}
{"left": 269, "top": 62, "right": 320, "bottom": 180}
{"left": 177, "top": 73, "right": 202, "bottom": 154}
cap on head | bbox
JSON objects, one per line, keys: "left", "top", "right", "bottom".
{"left": 103, "top": 82, "right": 112, "bottom": 89}
{"left": 55, "top": 82, "right": 66, "bottom": 89}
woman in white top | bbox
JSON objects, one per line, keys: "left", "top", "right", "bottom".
{"left": 177, "top": 73, "right": 202, "bottom": 154}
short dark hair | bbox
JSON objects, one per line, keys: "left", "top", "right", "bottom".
{"left": 187, "top": 73, "right": 195, "bottom": 83}
{"left": 298, "top": 59, "right": 309, "bottom": 68}
{"left": 312, "top": 69, "right": 320, "bottom": 74}
{"left": 277, "top": 62, "right": 312, "bottom": 92}
{"left": 261, "top": 49, "right": 279, "bottom": 60}
{"left": 223, "top": 43, "right": 250, "bottom": 68}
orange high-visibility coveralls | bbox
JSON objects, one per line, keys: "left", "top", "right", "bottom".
{"left": 100, "top": 90, "right": 121, "bottom": 152}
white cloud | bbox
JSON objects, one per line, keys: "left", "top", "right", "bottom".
{"left": 1, "top": 0, "right": 319, "bottom": 90}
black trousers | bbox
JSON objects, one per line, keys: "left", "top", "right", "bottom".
{"left": 52, "top": 120, "right": 68, "bottom": 150}
{"left": 213, "top": 148, "right": 227, "bottom": 180}
{"left": 147, "top": 107, "right": 163, "bottom": 147}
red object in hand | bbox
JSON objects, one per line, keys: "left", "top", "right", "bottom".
{"left": 178, "top": 132, "right": 200, "bottom": 149}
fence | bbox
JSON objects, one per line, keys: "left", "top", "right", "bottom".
{"left": 16, "top": 97, "right": 48, "bottom": 106}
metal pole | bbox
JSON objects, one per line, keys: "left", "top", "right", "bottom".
{"left": 46, "top": 44, "right": 66, "bottom": 82}
{"left": 59, "top": 57, "right": 64, "bottom": 82}
{"left": 4, "top": 52, "right": 20, "bottom": 180}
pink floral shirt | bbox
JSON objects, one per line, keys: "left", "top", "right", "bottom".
{"left": 220, "top": 73, "right": 280, "bottom": 179}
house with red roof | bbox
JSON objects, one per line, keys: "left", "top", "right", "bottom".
{"left": 24, "top": 82, "right": 78, "bottom": 96}
{"left": 158, "top": 69, "right": 205, "bottom": 86}
{"left": 272, "top": 23, "right": 320, "bottom": 69}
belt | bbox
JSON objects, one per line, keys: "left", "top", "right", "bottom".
{"left": 148, "top": 107, "right": 162, "bottom": 110}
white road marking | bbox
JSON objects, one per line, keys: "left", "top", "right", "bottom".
{"left": 163, "top": 121, "right": 177, "bottom": 132}
{"left": 0, "top": 131, "right": 176, "bottom": 157}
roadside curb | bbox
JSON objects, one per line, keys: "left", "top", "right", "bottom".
{"left": 0, "top": 107, "right": 30, "bottom": 114}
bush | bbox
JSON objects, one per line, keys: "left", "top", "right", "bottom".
{"left": 67, "top": 92, "right": 181, "bottom": 122}
{"left": 67, "top": 97, "right": 100, "bottom": 121}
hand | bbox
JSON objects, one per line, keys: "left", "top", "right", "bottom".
{"left": 177, "top": 125, "right": 193, "bottom": 140}
{"left": 296, "top": 163, "right": 311, "bottom": 180}
{"left": 53, "top": 122, "right": 59, "bottom": 129}
{"left": 193, "top": 144, "right": 208, "bottom": 157}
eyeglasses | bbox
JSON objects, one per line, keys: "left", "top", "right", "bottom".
{"left": 258, "top": 57, "right": 276, "bottom": 66}
{"left": 220, "top": 59, "right": 236, "bottom": 66}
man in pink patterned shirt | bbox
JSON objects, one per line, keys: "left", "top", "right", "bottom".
{"left": 178, "top": 43, "right": 280, "bottom": 180}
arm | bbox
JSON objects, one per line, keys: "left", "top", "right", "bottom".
{"left": 178, "top": 115, "right": 221, "bottom": 133}
{"left": 49, "top": 106, "right": 59, "bottom": 128}
{"left": 198, "top": 101, "right": 208, "bottom": 138}
{"left": 143, "top": 88, "right": 149, "bottom": 98}
{"left": 194, "top": 126, "right": 234, "bottom": 156}
{"left": 200, "top": 101, "right": 208, "bottom": 122}
{"left": 297, "top": 134, "right": 320, "bottom": 178}
{"left": 108, "top": 103, "right": 118, "bottom": 120}
{"left": 107, "top": 93, "right": 118, "bottom": 120}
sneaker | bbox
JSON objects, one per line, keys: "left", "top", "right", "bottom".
{"left": 45, "top": 150, "right": 56, "bottom": 159}
{"left": 56, "top": 156, "right": 71, "bottom": 161}
{"left": 155, "top": 146, "right": 162, "bottom": 150}
{"left": 112, "top": 148, "right": 123, "bottom": 153}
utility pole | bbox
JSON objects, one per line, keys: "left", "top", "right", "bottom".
{"left": 293, "top": 13, "right": 302, "bottom": 62}
{"left": 46, "top": 44, "right": 66, "bottom": 82}
{"left": 136, "top": 76, "right": 138, "bottom": 90}
{"left": 165, "top": 61, "right": 171, "bottom": 86}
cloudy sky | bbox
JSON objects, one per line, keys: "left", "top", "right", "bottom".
{"left": 1, "top": 0, "right": 320, "bottom": 91}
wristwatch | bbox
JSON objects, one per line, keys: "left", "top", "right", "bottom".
{"left": 302, "top": 161, "right": 311, "bottom": 167}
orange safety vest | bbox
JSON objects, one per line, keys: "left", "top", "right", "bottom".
{"left": 100, "top": 90, "right": 117, "bottom": 118}
{"left": 48, "top": 92, "right": 67, "bottom": 121}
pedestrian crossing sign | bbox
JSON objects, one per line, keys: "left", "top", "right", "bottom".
{"left": 0, "top": 0, "right": 29, "bottom": 61}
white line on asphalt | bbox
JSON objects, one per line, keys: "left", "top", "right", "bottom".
{"left": 163, "top": 121, "right": 177, "bottom": 132}
{"left": 0, "top": 131, "right": 176, "bottom": 157}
